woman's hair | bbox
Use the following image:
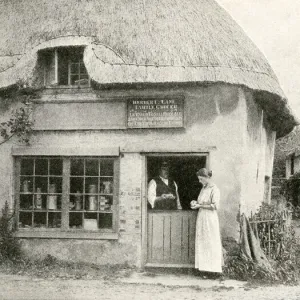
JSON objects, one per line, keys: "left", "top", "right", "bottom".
{"left": 196, "top": 168, "right": 212, "bottom": 178}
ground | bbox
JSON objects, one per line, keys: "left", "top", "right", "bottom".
{"left": 0, "top": 272, "right": 300, "bottom": 300}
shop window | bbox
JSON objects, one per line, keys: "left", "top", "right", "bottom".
{"left": 16, "top": 157, "right": 117, "bottom": 233}
{"left": 147, "top": 155, "right": 207, "bottom": 210}
{"left": 40, "top": 47, "right": 90, "bottom": 87}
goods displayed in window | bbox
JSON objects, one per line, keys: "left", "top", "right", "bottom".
{"left": 69, "top": 158, "right": 114, "bottom": 230}
{"left": 19, "top": 158, "right": 63, "bottom": 229}
{"left": 17, "top": 157, "right": 116, "bottom": 232}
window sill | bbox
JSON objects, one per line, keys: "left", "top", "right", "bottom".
{"left": 15, "top": 230, "right": 119, "bottom": 240}
{"left": 44, "top": 85, "right": 91, "bottom": 89}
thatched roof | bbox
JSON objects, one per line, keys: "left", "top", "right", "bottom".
{"left": 0, "top": 0, "right": 297, "bottom": 136}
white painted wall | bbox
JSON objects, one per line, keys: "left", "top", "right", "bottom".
{"left": 0, "top": 83, "right": 276, "bottom": 263}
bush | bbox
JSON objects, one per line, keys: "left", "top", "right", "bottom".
{"left": 281, "top": 172, "right": 300, "bottom": 210}
{"left": 223, "top": 204, "right": 299, "bottom": 284}
{"left": 0, "top": 201, "right": 22, "bottom": 262}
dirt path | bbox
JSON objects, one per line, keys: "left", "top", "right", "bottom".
{"left": 0, "top": 274, "right": 300, "bottom": 300}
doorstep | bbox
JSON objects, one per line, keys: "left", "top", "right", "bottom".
{"left": 117, "top": 271, "right": 246, "bottom": 289}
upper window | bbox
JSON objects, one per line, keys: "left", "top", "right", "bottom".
{"left": 16, "top": 157, "right": 117, "bottom": 233}
{"left": 40, "top": 47, "right": 90, "bottom": 87}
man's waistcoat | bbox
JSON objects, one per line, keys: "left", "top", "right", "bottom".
{"left": 153, "top": 177, "right": 177, "bottom": 210}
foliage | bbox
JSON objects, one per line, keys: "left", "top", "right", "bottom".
{"left": 0, "top": 86, "right": 37, "bottom": 146}
{"left": 224, "top": 203, "right": 299, "bottom": 284}
{"left": 0, "top": 254, "right": 133, "bottom": 280}
{"left": 281, "top": 172, "right": 300, "bottom": 211}
{"left": 250, "top": 202, "right": 292, "bottom": 259}
{"left": 223, "top": 254, "right": 275, "bottom": 282}
{"left": 0, "top": 202, "right": 22, "bottom": 262}
{"left": 0, "top": 102, "right": 33, "bottom": 145}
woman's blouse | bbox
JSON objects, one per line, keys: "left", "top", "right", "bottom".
{"left": 197, "top": 183, "right": 220, "bottom": 210}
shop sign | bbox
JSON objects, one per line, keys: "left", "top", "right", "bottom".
{"left": 127, "top": 98, "right": 184, "bottom": 128}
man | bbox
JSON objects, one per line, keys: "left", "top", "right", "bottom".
{"left": 148, "top": 161, "right": 182, "bottom": 210}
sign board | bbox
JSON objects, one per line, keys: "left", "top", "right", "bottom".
{"left": 127, "top": 98, "right": 184, "bottom": 128}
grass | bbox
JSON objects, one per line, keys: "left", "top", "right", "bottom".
{"left": 0, "top": 255, "right": 134, "bottom": 280}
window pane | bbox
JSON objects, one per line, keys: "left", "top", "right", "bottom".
{"left": 49, "top": 177, "right": 62, "bottom": 193}
{"left": 83, "top": 213, "right": 98, "bottom": 230}
{"left": 58, "top": 48, "right": 69, "bottom": 85}
{"left": 69, "top": 212, "right": 83, "bottom": 229}
{"left": 80, "top": 63, "right": 87, "bottom": 74}
{"left": 100, "top": 178, "right": 113, "bottom": 194}
{"left": 98, "top": 213, "right": 112, "bottom": 229}
{"left": 34, "top": 193, "right": 47, "bottom": 210}
{"left": 98, "top": 195, "right": 112, "bottom": 211}
{"left": 70, "top": 75, "right": 79, "bottom": 85}
{"left": 47, "top": 195, "right": 61, "bottom": 210}
{"left": 85, "top": 159, "right": 99, "bottom": 176}
{"left": 70, "top": 62, "right": 79, "bottom": 74}
{"left": 20, "top": 177, "right": 33, "bottom": 193}
{"left": 70, "top": 177, "right": 84, "bottom": 194}
{"left": 49, "top": 159, "right": 63, "bottom": 175}
{"left": 86, "top": 195, "right": 98, "bottom": 211}
{"left": 48, "top": 212, "right": 61, "bottom": 228}
{"left": 71, "top": 159, "right": 84, "bottom": 176}
{"left": 85, "top": 178, "right": 98, "bottom": 194}
{"left": 35, "top": 159, "right": 48, "bottom": 175}
{"left": 33, "top": 212, "right": 47, "bottom": 228}
{"left": 100, "top": 160, "right": 114, "bottom": 176}
{"left": 35, "top": 177, "right": 48, "bottom": 194}
{"left": 69, "top": 193, "right": 83, "bottom": 211}
{"left": 21, "top": 159, "right": 34, "bottom": 175}
{"left": 20, "top": 194, "right": 33, "bottom": 210}
{"left": 19, "top": 212, "right": 32, "bottom": 228}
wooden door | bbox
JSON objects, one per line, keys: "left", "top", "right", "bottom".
{"left": 147, "top": 210, "right": 197, "bottom": 267}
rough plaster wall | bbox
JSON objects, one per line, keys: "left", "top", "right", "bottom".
{"left": 0, "top": 83, "right": 246, "bottom": 263}
{"left": 118, "top": 153, "right": 143, "bottom": 266}
{"left": 241, "top": 90, "right": 275, "bottom": 215}
{"left": 20, "top": 238, "right": 137, "bottom": 265}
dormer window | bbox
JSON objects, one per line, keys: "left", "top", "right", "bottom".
{"left": 40, "top": 47, "right": 90, "bottom": 87}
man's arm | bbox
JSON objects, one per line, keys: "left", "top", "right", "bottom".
{"left": 148, "top": 180, "right": 157, "bottom": 208}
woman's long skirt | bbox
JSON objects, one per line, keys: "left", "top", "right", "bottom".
{"left": 195, "top": 209, "right": 222, "bottom": 273}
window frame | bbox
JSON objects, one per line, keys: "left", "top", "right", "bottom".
{"left": 14, "top": 156, "right": 119, "bottom": 240}
{"left": 42, "top": 47, "right": 91, "bottom": 88}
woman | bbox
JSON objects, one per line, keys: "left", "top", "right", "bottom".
{"left": 191, "top": 168, "right": 222, "bottom": 274}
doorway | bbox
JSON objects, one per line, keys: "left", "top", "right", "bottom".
{"left": 145, "top": 154, "right": 207, "bottom": 267}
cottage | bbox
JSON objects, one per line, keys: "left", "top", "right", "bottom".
{"left": 0, "top": 0, "right": 297, "bottom": 268}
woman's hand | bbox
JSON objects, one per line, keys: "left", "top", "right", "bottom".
{"left": 191, "top": 204, "right": 201, "bottom": 210}
{"left": 190, "top": 200, "right": 201, "bottom": 210}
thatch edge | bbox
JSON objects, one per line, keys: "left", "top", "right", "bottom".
{"left": 0, "top": 38, "right": 297, "bottom": 137}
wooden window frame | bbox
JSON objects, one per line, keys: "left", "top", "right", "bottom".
{"left": 14, "top": 156, "right": 119, "bottom": 240}
{"left": 43, "top": 47, "right": 91, "bottom": 88}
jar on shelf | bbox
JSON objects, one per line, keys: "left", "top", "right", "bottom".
{"left": 88, "top": 195, "right": 97, "bottom": 211}
{"left": 22, "top": 180, "right": 30, "bottom": 193}
{"left": 89, "top": 184, "right": 97, "bottom": 194}
{"left": 35, "top": 187, "right": 42, "bottom": 209}
{"left": 75, "top": 191, "right": 82, "bottom": 210}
